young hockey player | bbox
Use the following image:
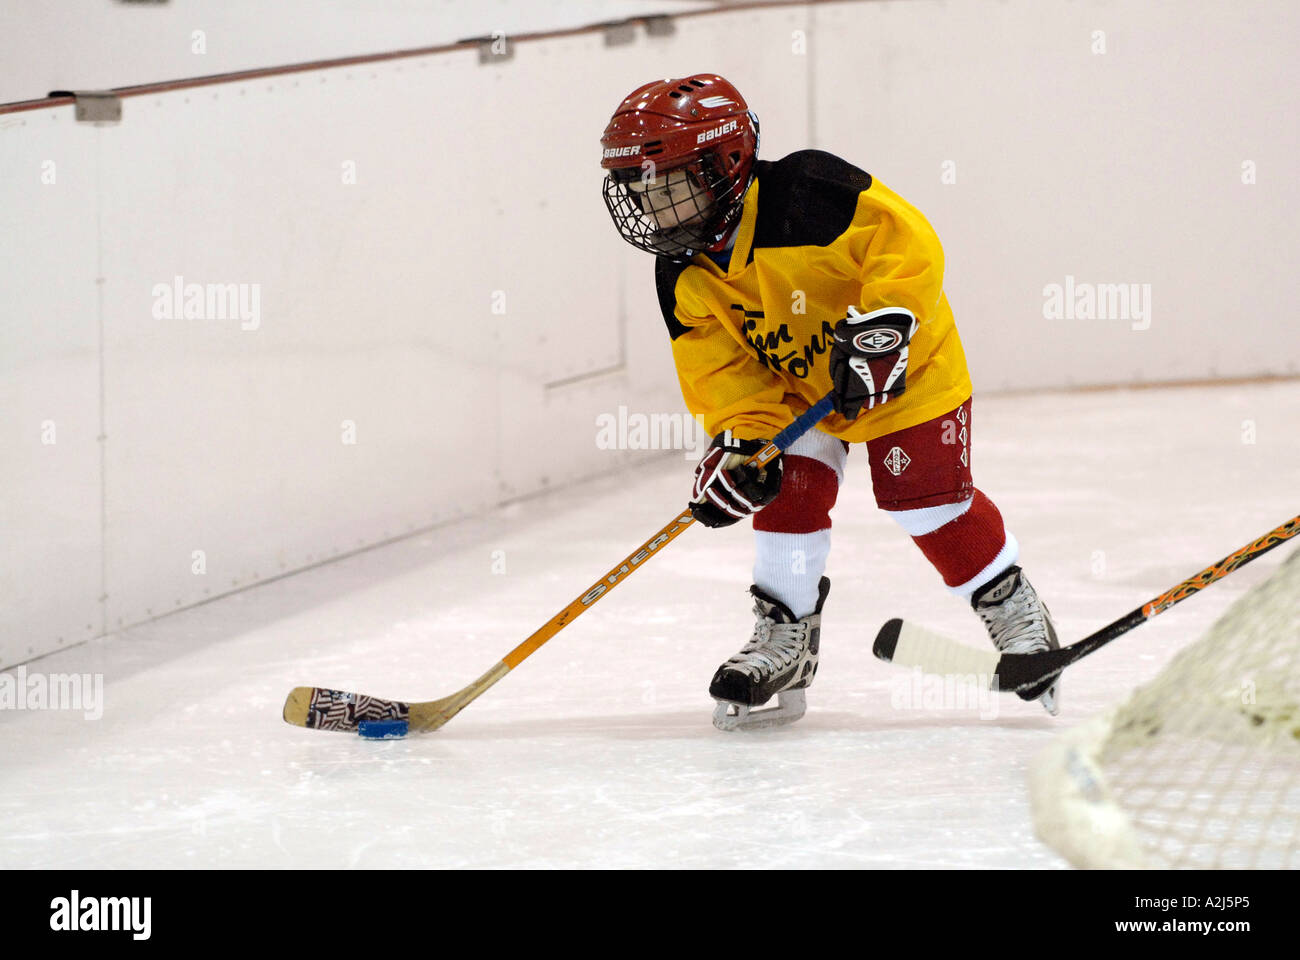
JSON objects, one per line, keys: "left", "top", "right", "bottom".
{"left": 599, "top": 74, "right": 1060, "bottom": 730}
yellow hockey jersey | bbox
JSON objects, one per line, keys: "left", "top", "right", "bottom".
{"left": 655, "top": 150, "right": 972, "bottom": 444}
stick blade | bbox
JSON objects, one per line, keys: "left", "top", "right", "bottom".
{"left": 994, "top": 648, "right": 1079, "bottom": 695}
{"left": 281, "top": 686, "right": 411, "bottom": 732}
{"left": 873, "top": 618, "right": 904, "bottom": 661}
{"left": 282, "top": 686, "right": 316, "bottom": 727}
{"left": 872, "top": 618, "right": 1001, "bottom": 678}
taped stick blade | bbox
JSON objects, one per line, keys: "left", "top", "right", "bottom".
{"left": 873, "top": 619, "right": 1001, "bottom": 679}
{"left": 281, "top": 686, "right": 410, "bottom": 732}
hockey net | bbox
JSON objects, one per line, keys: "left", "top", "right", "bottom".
{"left": 1029, "top": 545, "right": 1300, "bottom": 869}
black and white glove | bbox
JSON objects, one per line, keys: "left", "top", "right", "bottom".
{"left": 689, "top": 431, "right": 783, "bottom": 528}
{"left": 829, "top": 306, "right": 920, "bottom": 420}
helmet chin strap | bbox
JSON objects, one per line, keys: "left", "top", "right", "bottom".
{"left": 703, "top": 219, "right": 741, "bottom": 254}
{"left": 712, "top": 219, "right": 743, "bottom": 251}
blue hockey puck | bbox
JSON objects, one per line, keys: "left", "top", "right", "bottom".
{"left": 357, "top": 719, "right": 409, "bottom": 739}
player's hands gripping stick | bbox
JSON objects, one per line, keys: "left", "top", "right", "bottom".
{"left": 689, "top": 431, "right": 783, "bottom": 528}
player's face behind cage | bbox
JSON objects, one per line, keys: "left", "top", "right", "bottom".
{"left": 630, "top": 168, "right": 711, "bottom": 229}
{"left": 603, "top": 159, "right": 736, "bottom": 258}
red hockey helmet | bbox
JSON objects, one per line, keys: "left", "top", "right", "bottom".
{"left": 600, "top": 74, "right": 759, "bottom": 258}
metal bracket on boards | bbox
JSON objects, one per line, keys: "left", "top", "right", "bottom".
{"left": 602, "top": 20, "right": 637, "bottom": 47}
{"left": 48, "top": 90, "right": 123, "bottom": 124}
{"left": 643, "top": 16, "right": 676, "bottom": 38}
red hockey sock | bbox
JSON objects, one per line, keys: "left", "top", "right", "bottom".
{"left": 754, "top": 454, "right": 839, "bottom": 533}
{"left": 908, "top": 489, "right": 1013, "bottom": 591}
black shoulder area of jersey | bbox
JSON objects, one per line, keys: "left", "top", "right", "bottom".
{"left": 654, "top": 257, "right": 692, "bottom": 341}
{"left": 749, "top": 150, "right": 873, "bottom": 263}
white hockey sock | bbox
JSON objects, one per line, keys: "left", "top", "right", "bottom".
{"left": 753, "top": 529, "right": 831, "bottom": 618}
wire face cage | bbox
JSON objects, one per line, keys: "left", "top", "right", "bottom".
{"left": 601, "top": 158, "right": 746, "bottom": 259}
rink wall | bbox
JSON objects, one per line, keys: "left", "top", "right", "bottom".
{"left": 0, "top": 7, "right": 815, "bottom": 667}
{"left": 807, "top": 1, "right": 1300, "bottom": 392}
{"left": 2, "top": 0, "right": 1297, "bottom": 667}
{"left": 0, "top": 0, "right": 705, "bottom": 106}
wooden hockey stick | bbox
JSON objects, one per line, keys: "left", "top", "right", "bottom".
{"left": 282, "top": 394, "right": 837, "bottom": 735}
{"left": 873, "top": 514, "right": 1300, "bottom": 698}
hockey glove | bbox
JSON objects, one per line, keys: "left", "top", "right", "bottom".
{"left": 829, "top": 305, "right": 920, "bottom": 420}
{"left": 689, "top": 431, "right": 783, "bottom": 528}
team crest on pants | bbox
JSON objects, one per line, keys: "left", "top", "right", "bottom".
{"left": 883, "top": 445, "right": 911, "bottom": 476}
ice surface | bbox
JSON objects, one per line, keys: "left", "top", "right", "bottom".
{"left": 2, "top": 381, "right": 1297, "bottom": 868}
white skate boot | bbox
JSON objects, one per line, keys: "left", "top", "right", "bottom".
{"left": 710, "top": 578, "right": 830, "bottom": 731}
{"left": 971, "top": 565, "right": 1060, "bottom": 715}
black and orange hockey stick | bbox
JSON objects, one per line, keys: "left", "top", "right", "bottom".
{"left": 873, "top": 514, "right": 1300, "bottom": 699}
{"left": 282, "top": 394, "right": 836, "bottom": 736}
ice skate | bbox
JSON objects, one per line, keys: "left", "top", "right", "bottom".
{"left": 971, "top": 565, "right": 1061, "bottom": 715}
{"left": 710, "top": 577, "right": 830, "bottom": 731}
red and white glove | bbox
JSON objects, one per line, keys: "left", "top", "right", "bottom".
{"left": 689, "top": 431, "right": 783, "bottom": 529}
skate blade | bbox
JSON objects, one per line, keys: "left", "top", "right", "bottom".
{"left": 712, "top": 689, "right": 806, "bottom": 732}
{"left": 1039, "top": 681, "right": 1061, "bottom": 717}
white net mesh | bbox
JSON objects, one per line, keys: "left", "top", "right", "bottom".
{"left": 1030, "top": 545, "right": 1300, "bottom": 869}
